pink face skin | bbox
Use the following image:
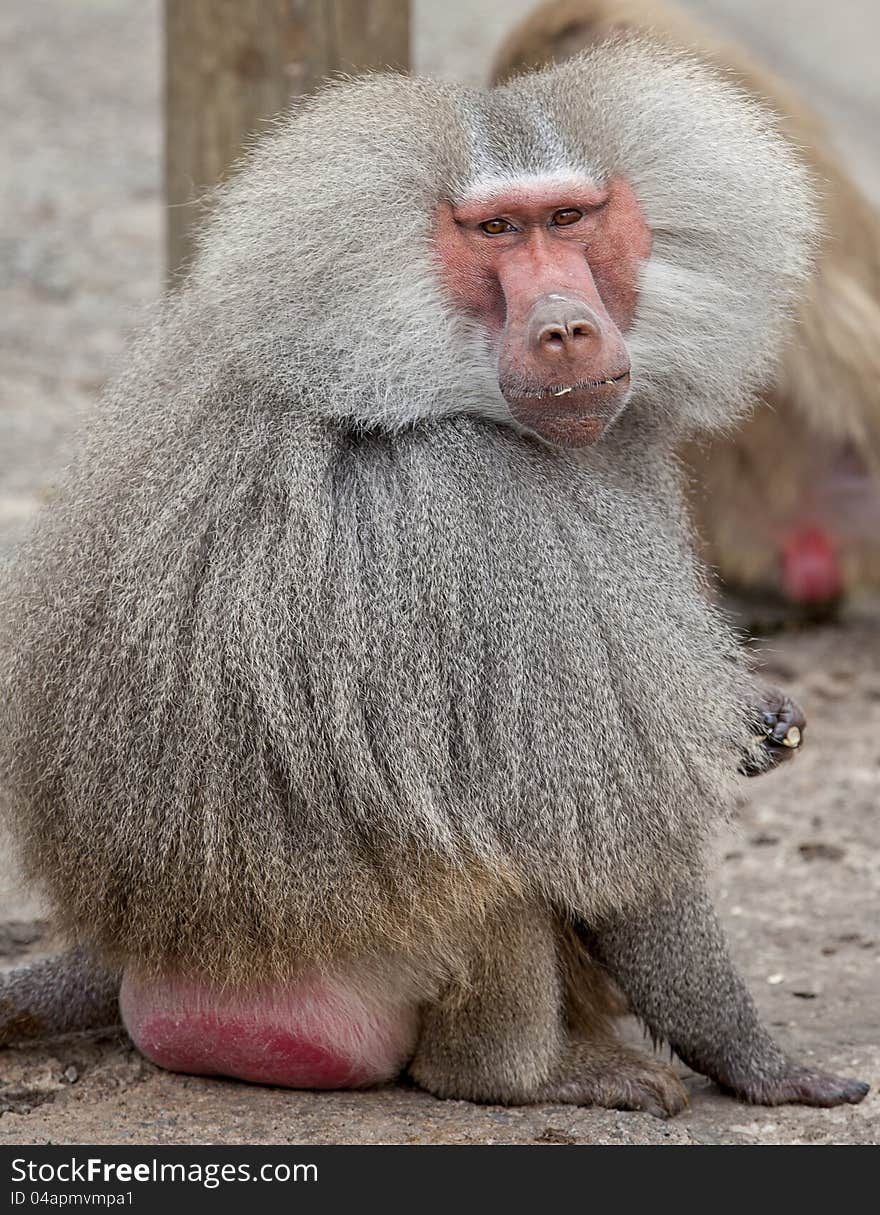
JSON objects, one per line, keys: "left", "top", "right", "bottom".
{"left": 436, "top": 176, "right": 653, "bottom": 447}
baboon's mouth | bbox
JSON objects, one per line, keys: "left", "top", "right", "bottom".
{"left": 501, "top": 369, "right": 632, "bottom": 448}
{"left": 502, "top": 370, "right": 631, "bottom": 403}
{"left": 537, "top": 370, "right": 631, "bottom": 398}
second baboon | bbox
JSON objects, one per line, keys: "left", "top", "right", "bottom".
{"left": 0, "top": 45, "right": 868, "bottom": 1112}
{"left": 494, "top": 0, "right": 880, "bottom": 616}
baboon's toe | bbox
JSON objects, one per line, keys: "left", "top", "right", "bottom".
{"left": 731, "top": 1067, "right": 869, "bottom": 1108}
{"left": 538, "top": 1042, "right": 690, "bottom": 1118}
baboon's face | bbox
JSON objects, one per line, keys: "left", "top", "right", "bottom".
{"left": 436, "top": 174, "right": 652, "bottom": 447}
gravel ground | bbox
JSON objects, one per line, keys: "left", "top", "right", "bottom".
{"left": 0, "top": 0, "right": 878, "bottom": 1147}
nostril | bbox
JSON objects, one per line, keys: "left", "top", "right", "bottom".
{"left": 538, "top": 321, "right": 570, "bottom": 345}
{"left": 532, "top": 305, "right": 601, "bottom": 351}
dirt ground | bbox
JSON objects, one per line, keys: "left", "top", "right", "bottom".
{"left": 0, "top": 0, "right": 878, "bottom": 1146}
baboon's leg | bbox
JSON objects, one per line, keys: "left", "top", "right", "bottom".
{"left": 0, "top": 948, "right": 121, "bottom": 1044}
{"left": 408, "top": 903, "right": 687, "bottom": 1116}
{"left": 585, "top": 886, "right": 869, "bottom": 1107}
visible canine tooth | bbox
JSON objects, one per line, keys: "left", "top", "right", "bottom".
{"left": 782, "top": 725, "right": 801, "bottom": 749}
{"left": 604, "top": 379, "right": 615, "bottom": 385}
{"left": 553, "top": 386, "right": 572, "bottom": 396}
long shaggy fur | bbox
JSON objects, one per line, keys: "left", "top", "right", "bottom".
{"left": 493, "top": 0, "right": 880, "bottom": 598}
{"left": 0, "top": 44, "right": 813, "bottom": 986}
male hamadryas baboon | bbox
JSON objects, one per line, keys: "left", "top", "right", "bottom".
{"left": 0, "top": 42, "right": 868, "bottom": 1114}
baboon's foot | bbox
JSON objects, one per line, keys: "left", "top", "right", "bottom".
{"left": 535, "top": 1041, "right": 689, "bottom": 1118}
{"left": 120, "top": 967, "right": 419, "bottom": 1089}
{"left": 725, "top": 1067, "right": 869, "bottom": 1108}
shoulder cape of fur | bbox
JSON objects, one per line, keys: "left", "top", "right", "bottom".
{"left": 1, "top": 407, "right": 750, "bottom": 981}
{"left": 1, "top": 43, "right": 808, "bottom": 981}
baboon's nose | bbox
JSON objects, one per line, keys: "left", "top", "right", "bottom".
{"left": 529, "top": 296, "right": 602, "bottom": 357}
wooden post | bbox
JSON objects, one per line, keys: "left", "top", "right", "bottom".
{"left": 164, "top": 0, "right": 411, "bottom": 279}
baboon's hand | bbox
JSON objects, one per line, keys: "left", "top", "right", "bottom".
{"left": 739, "top": 685, "right": 806, "bottom": 776}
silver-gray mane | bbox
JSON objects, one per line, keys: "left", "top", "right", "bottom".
{"left": 0, "top": 40, "right": 813, "bottom": 984}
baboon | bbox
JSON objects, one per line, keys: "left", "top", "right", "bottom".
{"left": 494, "top": 0, "right": 880, "bottom": 615}
{"left": 0, "top": 44, "right": 868, "bottom": 1113}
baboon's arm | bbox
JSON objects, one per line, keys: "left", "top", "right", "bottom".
{"left": 585, "top": 887, "right": 868, "bottom": 1107}
{"left": 0, "top": 948, "right": 120, "bottom": 1045}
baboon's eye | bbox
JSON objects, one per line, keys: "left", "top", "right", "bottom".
{"left": 480, "top": 218, "right": 517, "bottom": 235}
{"left": 551, "top": 208, "right": 583, "bottom": 227}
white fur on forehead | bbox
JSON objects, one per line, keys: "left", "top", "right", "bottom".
{"left": 186, "top": 42, "right": 815, "bottom": 436}
{"left": 498, "top": 39, "right": 817, "bottom": 432}
{"left": 457, "top": 171, "right": 590, "bottom": 205}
